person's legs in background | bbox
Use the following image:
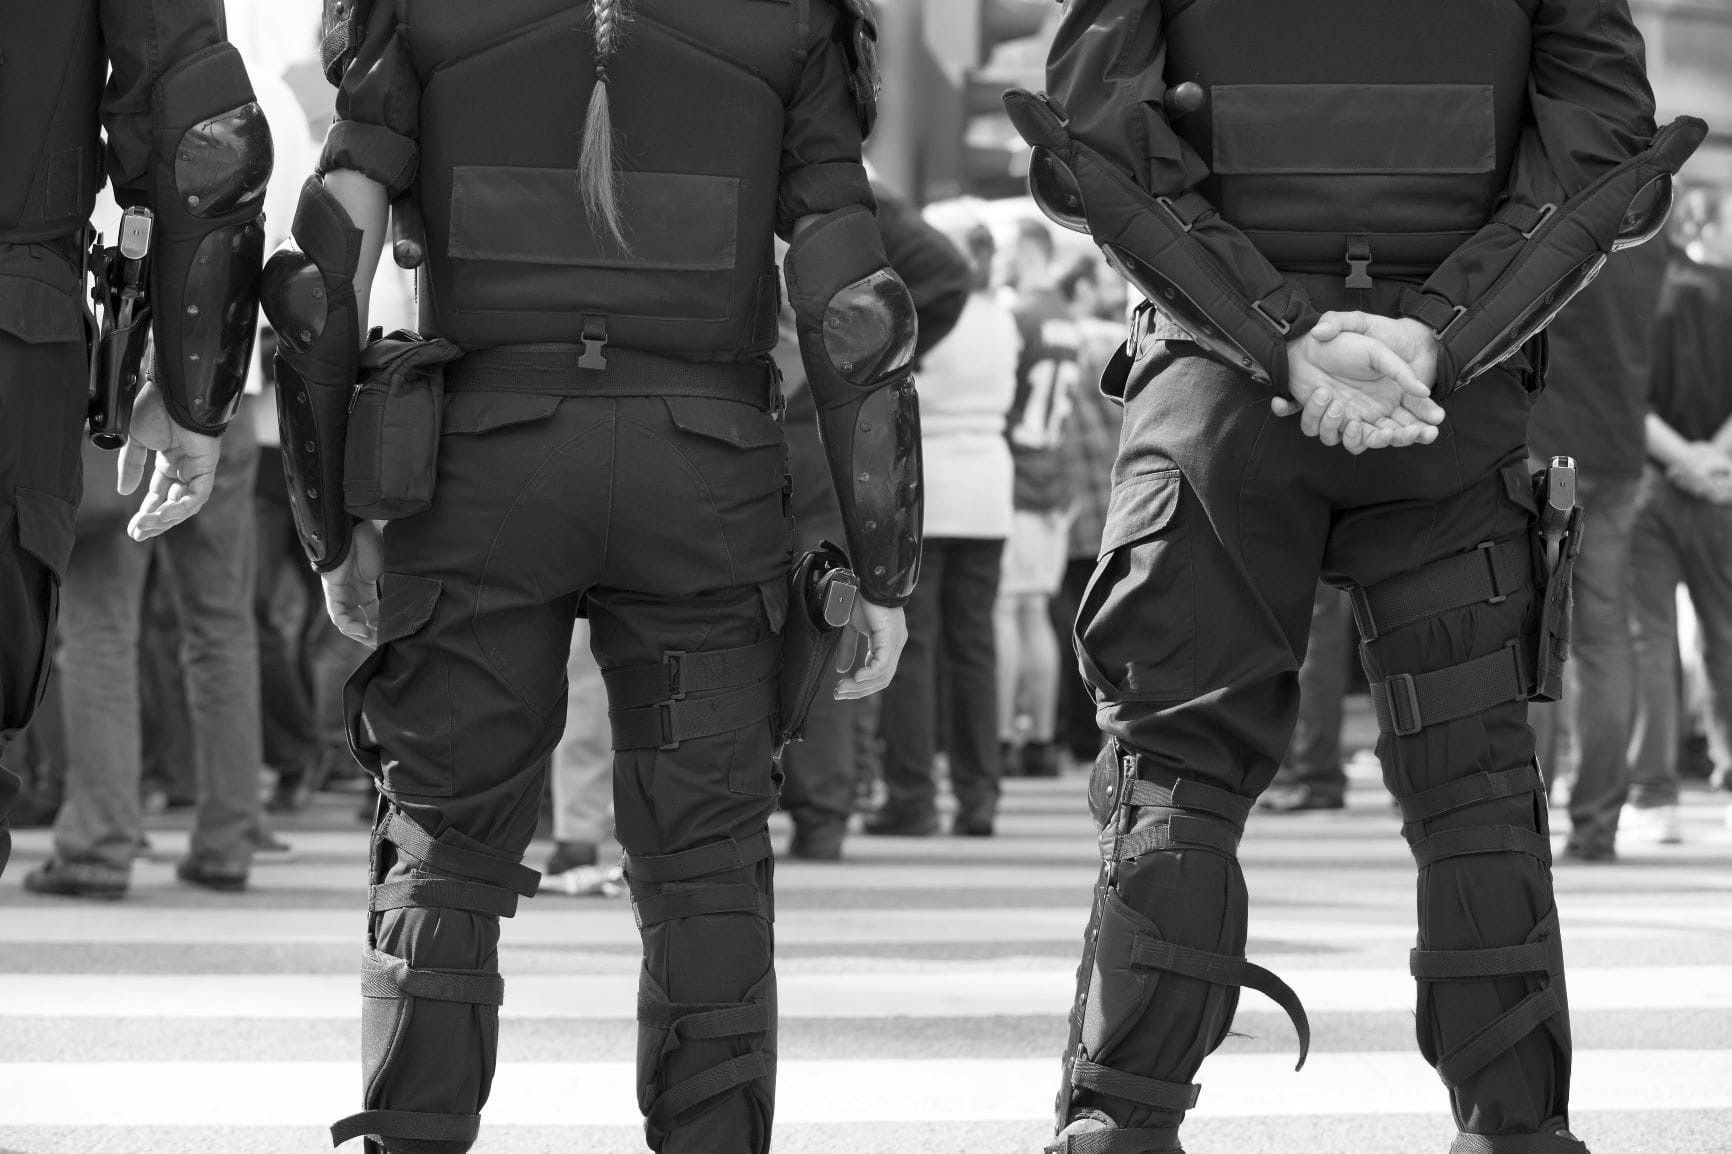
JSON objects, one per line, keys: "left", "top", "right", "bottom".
{"left": 995, "top": 510, "right": 1067, "bottom": 779}
{"left": 1260, "top": 583, "right": 1351, "bottom": 812}
{"left": 941, "top": 536, "right": 1005, "bottom": 835}
{"left": 138, "top": 558, "right": 197, "bottom": 811}
{"left": 254, "top": 443, "right": 322, "bottom": 812}
{"left": 1051, "top": 555, "right": 1102, "bottom": 766}
{"left": 867, "top": 538, "right": 947, "bottom": 836}
{"left": 1675, "top": 486, "right": 1732, "bottom": 806}
{"left": 544, "top": 617, "right": 623, "bottom": 894}
{"left": 1626, "top": 469, "right": 1686, "bottom": 843}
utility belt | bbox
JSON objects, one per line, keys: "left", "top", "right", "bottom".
{"left": 445, "top": 342, "right": 784, "bottom": 414}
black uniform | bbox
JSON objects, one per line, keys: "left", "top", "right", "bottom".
{"left": 286, "top": 3, "right": 914, "bottom": 1152}
{"left": 0, "top": 0, "right": 269, "bottom": 876}
{"left": 1005, "top": 2, "right": 1703, "bottom": 1153}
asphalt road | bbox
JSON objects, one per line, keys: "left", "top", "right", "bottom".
{"left": 3, "top": 748, "right": 1729, "bottom": 1154}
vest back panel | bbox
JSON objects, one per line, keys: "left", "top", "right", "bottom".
{"left": 1164, "top": 0, "right": 1532, "bottom": 277}
{"left": 406, "top": 0, "right": 804, "bottom": 355}
{"left": 0, "top": 0, "right": 104, "bottom": 242}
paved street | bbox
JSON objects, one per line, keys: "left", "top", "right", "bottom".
{"left": 3, "top": 755, "right": 1730, "bottom": 1154}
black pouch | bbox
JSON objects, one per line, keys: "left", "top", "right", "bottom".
{"left": 777, "top": 541, "right": 859, "bottom": 748}
{"left": 344, "top": 329, "right": 463, "bottom": 520}
{"left": 1530, "top": 462, "right": 1584, "bottom": 704}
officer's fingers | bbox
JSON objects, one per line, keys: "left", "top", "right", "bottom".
{"left": 1270, "top": 396, "right": 1301, "bottom": 418}
{"left": 1365, "top": 340, "right": 1429, "bottom": 398}
{"left": 1309, "top": 314, "right": 1341, "bottom": 342}
{"left": 1401, "top": 391, "right": 1448, "bottom": 426}
{"left": 1317, "top": 395, "right": 1349, "bottom": 446}
{"left": 117, "top": 441, "right": 150, "bottom": 496}
{"left": 1299, "top": 386, "right": 1332, "bottom": 438}
{"left": 1341, "top": 419, "right": 1371, "bottom": 455}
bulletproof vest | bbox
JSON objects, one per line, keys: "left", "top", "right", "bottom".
{"left": 1163, "top": 0, "right": 1534, "bottom": 280}
{"left": 408, "top": 0, "right": 809, "bottom": 357}
{"left": 0, "top": 0, "right": 105, "bottom": 243}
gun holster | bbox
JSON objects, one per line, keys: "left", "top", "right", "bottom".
{"left": 343, "top": 329, "right": 463, "bottom": 520}
{"left": 777, "top": 541, "right": 859, "bottom": 750}
{"left": 1530, "top": 475, "right": 1584, "bottom": 704}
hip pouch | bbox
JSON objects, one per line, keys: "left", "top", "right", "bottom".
{"left": 344, "top": 329, "right": 463, "bottom": 520}
{"left": 777, "top": 541, "right": 859, "bottom": 749}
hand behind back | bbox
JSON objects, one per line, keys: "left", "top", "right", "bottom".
{"left": 1272, "top": 312, "right": 1446, "bottom": 454}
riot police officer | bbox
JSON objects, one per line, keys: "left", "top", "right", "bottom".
{"left": 264, "top": 2, "right": 916, "bottom": 1151}
{"left": 0, "top": 1, "right": 271, "bottom": 882}
{"left": 1004, "top": 2, "right": 1704, "bottom": 1152}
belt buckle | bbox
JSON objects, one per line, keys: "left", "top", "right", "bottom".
{"left": 657, "top": 701, "right": 680, "bottom": 752}
{"left": 662, "top": 650, "right": 688, "bottom": 701}
{"left": 1385, "top": 673, "right": 1423, "bottom": 737}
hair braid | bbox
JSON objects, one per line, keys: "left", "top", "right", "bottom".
{"left": 581, "top": 0, "right": 630, "bottom": 251}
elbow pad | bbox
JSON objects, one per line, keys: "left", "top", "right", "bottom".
{"left": 1004, "top": 89, "right": 1313, "bottom": 392}
{"left": 1401, "top": 116, "right": 1706, "bottom": 398}
{"left": 260, "top": 176, "right": 363, "bottom": 573}
{"left": 785, "top": 206, "right": 922, "bottom": 607}
{"left": 148, "top": 43, "right": 272, "bottom": 435}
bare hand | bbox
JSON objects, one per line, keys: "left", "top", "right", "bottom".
{"left": 1312, "top": 312, "right": 1440, "bottom": 391}
{"left": 834, "top": 598, "right": 908, "bottom": 700}
{"left": 1275, "top": 329, "right": 1444, "bottom": 453}
{"left": 120, "top": 378, "right": 223, "bottom": 541}
{"left": 1667, "top": 443, "right": 1732, "bottom": 504}
{"left": 323, "top": 520, "right": 385, "bottom": 646}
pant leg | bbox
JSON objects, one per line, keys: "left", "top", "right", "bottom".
{"left": 551, "top": 618, "right": 612, "bottom": 846}
{"left": 254, "top": 446, "right": 320, "bottom": 779}
{"left": 161, "top": 419, "right": 263, "bottom": 869}
{"left": 877, "top": 537, "right": 945, "bottom": 818}
{"left": 1627, "top": 470, "right": 1684, "bottom": 808}
{"left": 1674, "top": 486, "right": 1732, "bottom": 788}
{"left": 1555, "top": 472, "right": 1640, "bottom": 844}
{"left": 778, "top": 688, "right": 858, "bottom": 829}
{"left": 941, "top": 537, "right": 1005, "bottom": 821}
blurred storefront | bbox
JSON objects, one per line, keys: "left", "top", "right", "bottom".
{"left": 1635, "top": 0, "right": 1732, "bottom": 186}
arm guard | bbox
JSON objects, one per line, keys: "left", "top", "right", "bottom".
{"left": 260, "top": 176, "right": 363, "bottom": 573}
{"left": 148, "top": 43, "right": 272, "bottom": 435}
{"left": 785, "top": 206, "right": 922, "bottom": 607}
{"left": 1399, "top": 117, "right": 1705, "bottom": 399}
{"left": 1004, "top": 90, "right": 1313, "bottom": 393}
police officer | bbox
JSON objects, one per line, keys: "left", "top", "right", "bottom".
{"left": 263, "top": 2, "right": 916, "bottom": 1151}
{"left": 1004, "top": 2, "right": 1703, "bottom": 1152}
{"left": 0, "top": 1, "right": 271, "bottom": 881}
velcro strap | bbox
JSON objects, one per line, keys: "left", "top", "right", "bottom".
{"left": 1047, "top": 1125, "right": 1185, "bottom": 1154}
{"left": 1398, "top": 286, "right": 1464, "bottom": 335}
{"left": 1368, "top": 642, "right": 1530, "bottom": 738}
{"left": 1397, "top": 763, "right": 1546, "bottom": 825}
{"left": 639, "top": 995, "right": 773, "bottom": 1040}
{"left": 1411, "top": 942, "right": 1551, "bottom": 981}
{"left": 368, "top": 876, "right": 520, "bottom": 918}
{"left": 1131, "top": 940, "right": 1311, "bottom": 1068}
{"left": 1124, "top": 774, "right": 1253, "bottom": 829}
{"left": 1410, "top": 825, "right": 1553, "bottom": 869}
{"left": 1155, "top": 191, "right": 1216, "bottom": 230}
{"left": 1449, "top": 1127, "right": 1591, "bottom": 1154}
{"left": 331, "top": 1109, "right": 481, "bottom": 1147}
{"left": 647, "top": 1051, "right": 774, "bottom": 1131}
{"left": 1436, "top": 987, "right": 1564, "bottom": 1088}
{"left": 603, "top": 639, "right": 782, "bottom": 710}
{"left": 610, "top": 677, "right": 778, "bottom": 750}
{"left": 632, "top": 882, "right": 772, "bottom": 928}
{"left": 1491, "top": 200, "right": 1557, "bottom": 239}
{"left": 1070, "top": 1059, "right": 1200, "bottom": 1112}
{"left": 1350, "top": 539, "right": 1530, "bottom": 641}
{"left": 361, "top": 947, "right": 504, "bottom": 1006}
{"left": 1110, "top": 813, "right": 1241, "bottom": 860}
{"left": 382, "top": 811, "right": 541, "bottom": 897}
{"left": 624, "top": 829, "right": 775, "bottom": 884}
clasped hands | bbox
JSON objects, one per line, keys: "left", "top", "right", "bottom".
{"left": 1270, "top": 312, "right": 1447, "bottom": 455}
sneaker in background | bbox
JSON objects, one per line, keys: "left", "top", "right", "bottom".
{"left": 1620, "top": 803, "right": 1683, "bottom": 845}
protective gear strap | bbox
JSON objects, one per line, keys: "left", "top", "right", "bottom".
{"left": 624, "top": 830, "right": 775, "bottom": 885}
{"left": 646, "top": 1052, "right": 775, "bottom": 1135}
{"left": 638, "top": 995, "right": 773, "bottom": 1040}
{"left": 1131, "top": 939, "right": 1310, "bottom": 1068}
{"left": 381, "top": 811, "right": 541, "bottom": 898}
{"left": 603, "top": 640, "right": 782, "bottom": 711}
{"left": 1396, "top": 763, "right": 1546, "bottom": 826}
{"left": 1047, "top": 1124, "right": 1185, "bottom": 1154}
{"left": 1436, "top": 988, "right": 1565, "bottom": 1089}
{"left": 362, "top": 947, "right": 504, "bottom": 1006}
{"left": 367, "top": 876, "right": 520, "bottom": 919}
{"left": 1449, "top": 1127, "right": 1590, "bottom": 1154}
{"left": 1109, "top": 814, "right": 1241, "bottom": 860}
{"left": 1410, "top": 825, "right": 1553, "bottom": 870}
{"left": 608, "top": 677, "right": 779, "bottom": 751}
{"left": 1122, "top": 775, "right": 1254, "bottom": 830}
{"left": 1411, "top": 943, "right": 1550, "bottom": 982}
{"left": 1368, "top": 641, "right": 1530, "bottom": 738}
{"left": 632, "top": 883, "right": 773, "bottom": 929}
{"left": 1349, "top": 538, "right": 1530, "bottom": 641}
{"left": 330, "top": 1108, "right": 479, "bottom": 1148}
{"left": 1070, "top": 1059, "right": 1201, "bottom": 1112}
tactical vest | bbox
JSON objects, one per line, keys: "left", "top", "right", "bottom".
{"left": 0, "top": 0, "right": 105, "bottom": 243}
{"left": 406, "top": 0, "right": 810, "bottom": 358}
{"left": 1163, "top": 0, "right": 1534, "bottom": 281}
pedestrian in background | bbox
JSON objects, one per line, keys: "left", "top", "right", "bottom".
{"left": 1259, "top": 585, "right": 1353, "bottom": 813}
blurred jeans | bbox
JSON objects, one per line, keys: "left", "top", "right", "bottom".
{"left": 553, "top": 619, "right": 611, "bottom": 846}
{"left": 52, "top": 421, "right": 263, "bottom": 874}
{"left": 1272, "top": 583, "right": 1351, "bottom": 797}
{"left": 1627, "top": 467, "right": 1732, "bottom": 808}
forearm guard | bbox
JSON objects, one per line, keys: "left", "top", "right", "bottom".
{"left": 148, "top": 43, "right": 272, "bottom": 435}
{"left": 785, "top": 206, "right": 922, "bottom": 607}
{"left": 1400, "top": 116, "right": 1706, "bottom": 399}
{"left": 260, "top": 176, "right": 363, "bottom": 573}
{"left": 1003, "top": 89, "right": 1316, "bottom": 393}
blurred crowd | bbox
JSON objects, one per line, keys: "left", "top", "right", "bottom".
{"left": 6, "top": 43, "right": 1729, "bottom": 898}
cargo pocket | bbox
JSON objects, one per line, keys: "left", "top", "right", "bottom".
{"left": 441, "top": 393, "right": 562, "bottom": 438}
{"left": 663, "top": 396, "right": 784, "bottom": 452}
{"left": 347, "top": 573, "right": 453, "bottom": 797}
{"left": 11, "top": 488, "right": 77, "bottom": 723}
{"left": 1074, "top": 469, "right": 1193, "bottom": 702}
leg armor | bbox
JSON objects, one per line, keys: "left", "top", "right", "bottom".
{"left": 1052, "top": 744, "right": 1309, "bottom": 1153}
{"left": 784, "top": 205, "right": 921, "bottom": 607}
{"left": 1350, "top": 513, "right": 1588, "bottom": 1152}
{"left": 260, "top": 176, "right": 363, "bottom": 572}
{"left": 148, "top": 43, "right": 271, "bottom": 435}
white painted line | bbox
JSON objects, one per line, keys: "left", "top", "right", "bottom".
{"left": 0, "top": 1051, "right": 1727, "bottom": 1126}
{"left": 3, "top": 965, "right": 1727, "bottom": 1020}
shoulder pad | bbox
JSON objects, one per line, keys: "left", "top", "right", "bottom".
{"left": 321, "top": 0, "right": 375, "bottom": 86}
{"left": 835, "top": 0, "right": 881, "bottom": 139}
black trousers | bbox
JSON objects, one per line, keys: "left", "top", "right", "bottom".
{"left": 1062, "top": 275, "right": 1576, "bottom": 1149}
{"left": 0, "top": 241, "right": 87, "bottom": 876}
{"left": 345, "top": 390, "right": 790, "bottom": 1154}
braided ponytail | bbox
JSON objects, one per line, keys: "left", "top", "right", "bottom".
{"left": 581, "top": 0, "right": 630, "bottom": 250}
